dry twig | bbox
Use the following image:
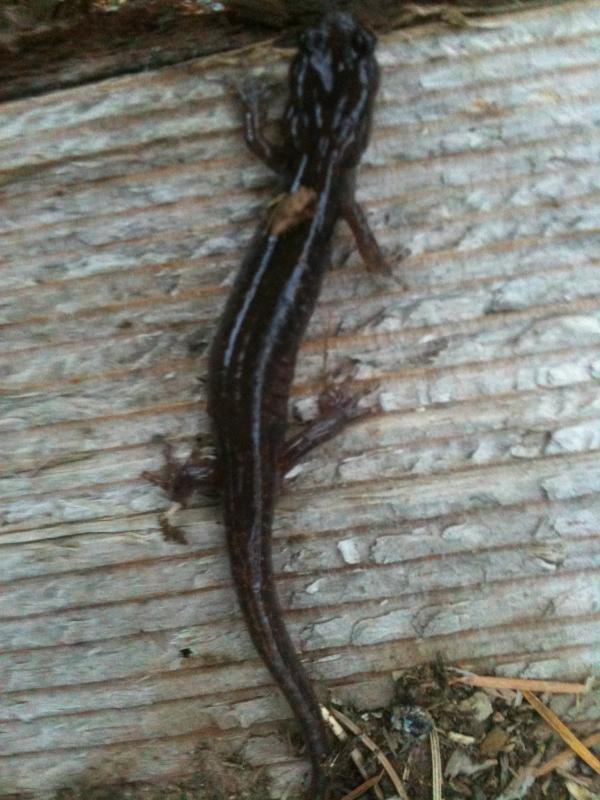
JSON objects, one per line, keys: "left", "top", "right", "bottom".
{"left": 322, "top": 706, "right": 385, "bottom": 800}
{"left": 339, "top": 770, "right": 385, "bottom": 800}
{"left": 532, "top": 731, "right": 600, "bottom": 778}
{"left": 523, "top": 691, "right": 600, "bottom": 777}
{"left": 430, "top": 727, "right": 443, "bottom": 800}
{"left": 451, "top": 673, "right": 591, "bottom": 695}
{"left": 330, "top": 707, "right": 410, "bottom": 800}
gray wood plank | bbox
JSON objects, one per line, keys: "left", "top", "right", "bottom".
{"left": 1, "top": 2, "right": 599, "bottom": 796}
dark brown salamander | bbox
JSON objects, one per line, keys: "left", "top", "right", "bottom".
{"left": 146, "top": 12, "right": 385, "bottom": 799}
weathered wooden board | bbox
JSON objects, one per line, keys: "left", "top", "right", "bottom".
{"left": 1, "top": 2, "right": 600, "bottom": 797}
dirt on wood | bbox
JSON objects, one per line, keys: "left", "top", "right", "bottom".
{"left": 44, "top": 664, "right": 600, "bottom": 800}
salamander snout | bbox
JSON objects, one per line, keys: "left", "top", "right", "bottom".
{"left": 299, "top": 11, "right": 376, "bottom": 62}
{"left": 286, "top": 11, "right": 380, "bottom": 168}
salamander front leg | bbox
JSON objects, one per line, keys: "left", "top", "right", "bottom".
{"left": 340, "top": 197, "right": 390, "bottom": 275}
{"left": 235, "top": 80, "right": 288, "bottom": 175}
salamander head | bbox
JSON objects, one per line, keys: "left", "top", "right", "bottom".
{"left": 285, "top": 11, "right": 379, "bottom": 169}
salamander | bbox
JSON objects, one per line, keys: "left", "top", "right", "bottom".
{"left": 146, "top": 11, "right": 385, "bottom": 798}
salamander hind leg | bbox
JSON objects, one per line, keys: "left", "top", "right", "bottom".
{"left": 279, "top": 384, "right": 377, "bottom": 481}
{"left": 142, "top": 441, "right": 219, "bottom": 506}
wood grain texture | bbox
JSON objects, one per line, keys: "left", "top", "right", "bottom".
{"left": 1, "top": 2, "right": 600, "bottom": 796}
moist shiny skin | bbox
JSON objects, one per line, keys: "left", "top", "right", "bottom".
{"left": 208, "top": 13, "right": 380, "bottom": 799}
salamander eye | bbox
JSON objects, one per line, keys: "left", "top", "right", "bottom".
{"left": 352, "top": 27, "right": 375, "bottom": 54}
{"left": 299, "top": 28, "right": 325, "bottom": 52}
